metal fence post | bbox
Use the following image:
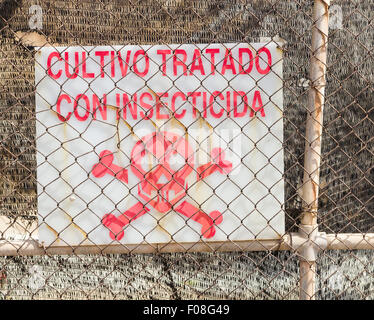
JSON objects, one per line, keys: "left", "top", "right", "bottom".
{"left": 299, "top": 0, "right": 330, "bottom": 300}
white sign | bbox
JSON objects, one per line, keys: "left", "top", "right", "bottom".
{"left": 35, "top": 43, "right": 284, "bottom": 247}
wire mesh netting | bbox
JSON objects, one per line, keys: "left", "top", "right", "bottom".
{"left": 0, "top": 0, "right": 374, "bottom": 300}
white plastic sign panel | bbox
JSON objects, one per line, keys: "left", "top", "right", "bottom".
{"left": 35, "top": 43, "right": 284, "bottom": 247}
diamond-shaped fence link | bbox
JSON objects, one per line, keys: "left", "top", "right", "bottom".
{"left": 0, "top": 0, "right": 373, "bottom": 300}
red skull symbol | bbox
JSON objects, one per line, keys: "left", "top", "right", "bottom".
{"left": 132, "top": 131, "right": 193, "bottom": 213}
{"left": 91, "top": 131, "right": 233, "bottom": 240}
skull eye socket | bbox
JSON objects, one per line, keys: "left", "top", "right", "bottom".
{"left": 169, "top": 152, "right": 187, "bottom": 172}
{"left": 139, "top": 150, "right": 161, "bottom": 173}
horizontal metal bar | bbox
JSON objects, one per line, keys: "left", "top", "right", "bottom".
{"left": 0, "top": 233, "right": 373, "bottom": 256}
{"left": 326, "top": 233, "right": 374, "bottom": 250}
{"left": 0, "top": 237, "right": 291, "bottom": 256}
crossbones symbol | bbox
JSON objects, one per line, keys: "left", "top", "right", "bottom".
{"left": 91, "top": 131, "right": 232, "bottom": 240}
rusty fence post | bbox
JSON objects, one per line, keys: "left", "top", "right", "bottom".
{"left": 299, "top": 0, "right": 330, "bottom": 300}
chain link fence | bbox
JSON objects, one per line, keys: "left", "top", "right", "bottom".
{"left": 0, "top": 0, "right": 373, "bottom": 300}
